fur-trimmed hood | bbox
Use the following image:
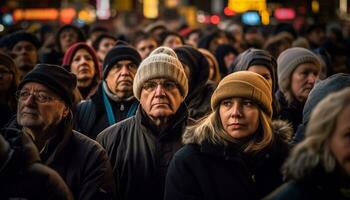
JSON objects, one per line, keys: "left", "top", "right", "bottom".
{"left": 183, "top": 119, "right": 293, "bottom": 147}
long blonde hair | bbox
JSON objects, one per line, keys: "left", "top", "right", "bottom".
{"left": 283, "top": 87, "right": 350, "bottom": 180}
{"left": 183, "top": 105, "right": 274, "bottom": 153}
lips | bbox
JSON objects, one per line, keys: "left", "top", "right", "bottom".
{"left": 228, "top": 123, "right": 246, "bottom": 129}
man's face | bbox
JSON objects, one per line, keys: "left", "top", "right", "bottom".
{"left": 11, "top": 41, "right": 38, "bottom": 72}
{"left": 97, "top": 38, "right": 116, "bottom": 61}
{"left": 136, "top": 38, "right": 157, "bottom": 60}
{"left": 105, "top": 60, "right": 137, "bottom": 99}
{"left": 60, "top": 29, "right": 78, "bottom": 53}
{"left": 140, "top": 78, "right": 184, "bottom": 121}
{"left": 17, "top": 82, "right": 68, "bottom": 132}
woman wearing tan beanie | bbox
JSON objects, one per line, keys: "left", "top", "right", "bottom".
{"left": 164, "top": 71, "right": 292, "bottom": 200}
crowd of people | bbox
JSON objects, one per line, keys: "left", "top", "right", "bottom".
{"left": 0, "top": 18, "right": 350, "bottom": 200}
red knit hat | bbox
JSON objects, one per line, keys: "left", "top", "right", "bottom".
{"left": 62, "top": 42, "right": 101, "bottom": 80}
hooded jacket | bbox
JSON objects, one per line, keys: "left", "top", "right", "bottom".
{"left": 164, "top": 120, "right": 292, "bottom": 200}
{"left": 97, "top": 104, "right": 190, "bottom": 200}
{"left": 0, "top": 128, "right": 73, "bottom": 200}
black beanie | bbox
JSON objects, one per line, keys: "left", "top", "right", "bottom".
{"left": 7, "top": 31, "right": 40, "bottom": 50}
{"left": 102, "top": 44, "right": 141, "bottom": 79}
{"left": 18, "top": 64, "right": 77, "bottom": 108}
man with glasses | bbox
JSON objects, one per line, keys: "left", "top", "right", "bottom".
{"left": 6, "top": 31, "right": 40, "bottom": 80}
{"left": 14, "top": 64, "right": 116, "bottom": 200}
{"left": 97, "top": 47, "right": 190, "bottom": 200}
{"left": 75, "top": 44, "right": 142, "bottom": 139}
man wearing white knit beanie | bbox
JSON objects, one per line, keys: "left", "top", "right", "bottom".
{"left": 97, "top": 46, "right": 190, "bottom": 200}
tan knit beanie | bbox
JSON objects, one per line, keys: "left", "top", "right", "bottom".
{"left": 211, "top": 71, "right": 273, "bottom": 117}
{"left": 133, "top": 46, "right": 188, "bottom": 100}
{"left": 277, "top": 47, "right": 320, "bottom": 95}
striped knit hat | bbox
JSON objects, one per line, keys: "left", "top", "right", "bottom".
{"left": 133, "top": 46, "right": 188, "bottom": 100}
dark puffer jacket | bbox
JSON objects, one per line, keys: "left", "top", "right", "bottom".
{"left": 164, "top": 120, "right": 293, "bottom": 200}
{"left": 97, "top": 104, "right": 190, "bottom": 200}
{"left": 0, "top": 128, "right": 73, "bottom": 200}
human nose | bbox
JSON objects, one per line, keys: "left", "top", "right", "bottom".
{"left": 230, "top": 102, "right": 243, "bottom": 118}
{"left": 307, "top": 73, "right": 318, "bottom": 84}
{"left": 154, "top": 84, "right": 166, "bottom": 97}
{"left": 120, "top": 66, "right": 130, "bottom": 75}
{"left": 22, "top": 93, "right": 36, "bottom": 106}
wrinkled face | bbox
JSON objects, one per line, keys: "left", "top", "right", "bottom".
{"left": 0, "top": 64, "right": 13, "bottom": 92}
{"left": 291, "top": 62, "right": 319, "bottom": 102}
{"left": 105, "top": 60, "right": 137, "bottom": 98}
{"left": 97, "top": 38, "right": 116, "bottom": 61}
{"left": 219, "top": 97, "right": 259, "bottom": 139}
{"left": 248, "top": 65, "right": 273, "bottom": 89}
{"left": 329, "top": 104, "right": 350, "bottom": 176}
{"left": 60, "top": 29, "right": 79, "bottom": 53}
{"left": 17, "top": 82, "right": 68, "bottom": 132}
{"left": 136, "top": 38, "right": 157, "bottom": 60}
{"left": 140, "top": 78, "right": 184, "bottom": 120}
{"left": 70, "top": 48, "right": 96, "bottom": 88}
{"left": 11, "top": 41, "right": 37, "bottom": 71}
{"left": 224, "top": 53, "right": 236, "bottom": 69}
{"left": 163, "top": 35, "right": 183, "bottom": 49}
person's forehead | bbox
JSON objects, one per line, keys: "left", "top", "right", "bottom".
{"left": 115, "top": 60, "right": 135, "bottom": 65}
{"left": 147, "top": 78, "right": 172, "bottom": 82}
{"left": 13, "top": 40, "right": 35, "bottom": 48}
{"left": 22, "top": 82, "right": 51, "bottom": 92}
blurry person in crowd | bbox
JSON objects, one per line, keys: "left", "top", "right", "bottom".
{"left": 132, "top": 31, "right": 158, "bottom": 60}
{"left": 263, "top": 32, "right": 293, "bottom": 59}
{"left": 37, "top": 24, "right": 56, "bottom": 58}
{"left": 292, "top": 37, "right": 310, "bottom": 49}
{"left": 97, "top": 47, "right": 190, "bottom": 200}
{"left": 313, "top": 47, "right": 333, "bottom": 80}
{"left": 159, "top": 31, "right": 185, "bottom": 49}
{"left": 305, "top": 24, "right": 326, "bottom": 50}
{"left": 175, "top": 45, "right": 215, "bottom": 120}
{"left": 12, "top": 64, "right": 116, "bottom": 200}
{"left": 183, "top": 29, "right": 202, "bottom": 48}
{"left": 214, "top": 44, "right": 239, "bottom": 77}
{"left": 292, "top": 73, "right": 350, "bottom": 144}
{"left": 6, "top": 31, "right": 40, "bottom": 80}
{"left": 92, "top": 33, "right": 117, "bottom": 65}
{"left": 62, "top": 42, "right": 101, "bottom": 99}
{"left": 164, "top": 71, "right": 292, "bottom": 200}
{"left": 41, "top": 24, "right": 85, "bottom": 65}
{"left": 0, "top": 128, "right": 73, "bottom": 200}
{"left": 75, "top": 44, "right": 141, "bottom": 139}
{"left": 225, "top": 23, "right": 245, "bottom": 53}
{"left": 0, "top": 53, "right": 19, "bottom": 128}
{"left": 144, "top": 21, "right": 167, "bottom": 42}
{"left": 198, "top": 30, "right": 229, "bottom": 53}
{"left": 244, "top": 27, "right": 265, "bottom": 49}
{"left": 86, "top": 25, "right": 109, "bottom": 47}
{"left": 230, "top": 48, "right": 280, "bottom": 118}
{"left": 265, "top": 87, "right": 350, "bottom": 200}
{"left": 276, "top": 47, "right": 320, "bottom": 133}
{"left": 198, "top": 48, "right": 221, "bottom": 85}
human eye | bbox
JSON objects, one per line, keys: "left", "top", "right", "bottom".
{"left": 221, "top": 100, "right": 232, "bottom": 108}
{"left": 127, "top": 63, "right": 137, "bottom": 69}
{"left": 143, "top": 81, "right": 157, "bottom": 91}
{"left": 37, "top": 91, "right": 51, "bottom": 102}
{"left": 163, "top": 81, "right": 177, "bottom": 90}
{"left": 242, "top": 99, "right": 255, "bottom": 107}
{"left": 18, "top": 90, "right": 30, "bottom": 99}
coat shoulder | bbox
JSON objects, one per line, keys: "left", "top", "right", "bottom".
{"left": 271, "top": 120, "right": 293, "bottom": 145}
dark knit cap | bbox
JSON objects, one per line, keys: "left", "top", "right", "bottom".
{"left": 6, "top": 31, "right": 40, "bottom": 50}
{"left": 18, "top": 64, "right": 77, "bottom": 108}
{"left": 103, "top": 44, "right": 141, "bottom": 78}
{"left": 232, "top": 48, "right": 277, "bottom": 92}
{"left": 293, "top": 73, "right": 350, "bottom": 144}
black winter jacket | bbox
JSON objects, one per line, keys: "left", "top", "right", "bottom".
{"left": 0, "top": 128, "right": 73, "bottom": 200}
{"left": 76, "top": 84, "right": 139, "bottom": 139}
{"left": 164, "top": 120, "right": 292, "bottom": 200}
{"left": 97, "top": 104, "right": 190, "bottom": 200}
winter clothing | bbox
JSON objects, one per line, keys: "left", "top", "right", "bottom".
{"left": 133, "top": 46, "right": 188, "bottom": 100}
{"left": 55, "top": 25, "right": 86, "bottom": 53}
{"left": 232, "top": 48, "right": 278, "bottom": 93}
{"left": 277, "top": 47, "right": 320, "bottom": 95}
{"left": 0, "top": 53, "right": 16, "bottom": 71}
{"left": 75, "top": 82, "right": 139, "bottom": 139}
{"left": 6, "top": 31, "right": 40, "bottom": 50}
{"left": 214, "top": 44, "right": 238, "bottom": 76}
{"left": 175, "top": 45, "right": 214, "bottom": 119}
{"left": 164, "top": 120, "right": 292, "bottom": 200}
{"left": 0, "top": 128, "right": 73, "bottom": 200}
{"left": 293, "top": 73, "right": 350, "bottom": 144}
{"left": 92, "top": 33, "right": 117, "bottom": 51}
{"left": 97, "top": 104, "right": 190, "bottom": 200}
{"left": 198, "top": 48, "right": 221, "bottom": 84}
{"left": 18, "top": 64, "right": 77, "bottom": 108}
{"left": 102, "top": 44, "right": 142, "bottom": 78}
{"left": 211, "top": 71, "right": 272, "bottom": 117}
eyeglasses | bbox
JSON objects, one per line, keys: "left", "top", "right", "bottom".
{"left": 16, "top": 90, "right": 58, "bottom": 103}
{"left": 143, "top": 80, "right": 178, "bottom": 92}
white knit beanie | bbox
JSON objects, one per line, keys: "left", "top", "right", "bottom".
{"left": 277, "top": 47, "right": 320, "bottom": 94}
{"left": 133, "top": 46, "right": 188, "bottom": 100}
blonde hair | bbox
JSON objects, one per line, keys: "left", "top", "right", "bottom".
{"left": 283, "top": 87, "right": 350, "bottom": 180}
{"left": 183, "top": 104, "right": 274, "bottom": 153}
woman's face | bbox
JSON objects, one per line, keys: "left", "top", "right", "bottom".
{"left": 291, "top": 63, "right": 319, "bottom": 102}
{"left": 329, "top": 104, "right": 350, "bottom": 176}
{"left": 70, "top": 48, "right": 96, "bottom": 88}
{"left": 219, "top": 97, "right": 259, "bottom": 139}
{"left": 163, "top": 35, "right": 183, "bottom": 49}
{"left": 248, "top": 65, "right": 273, "bottom": 89}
